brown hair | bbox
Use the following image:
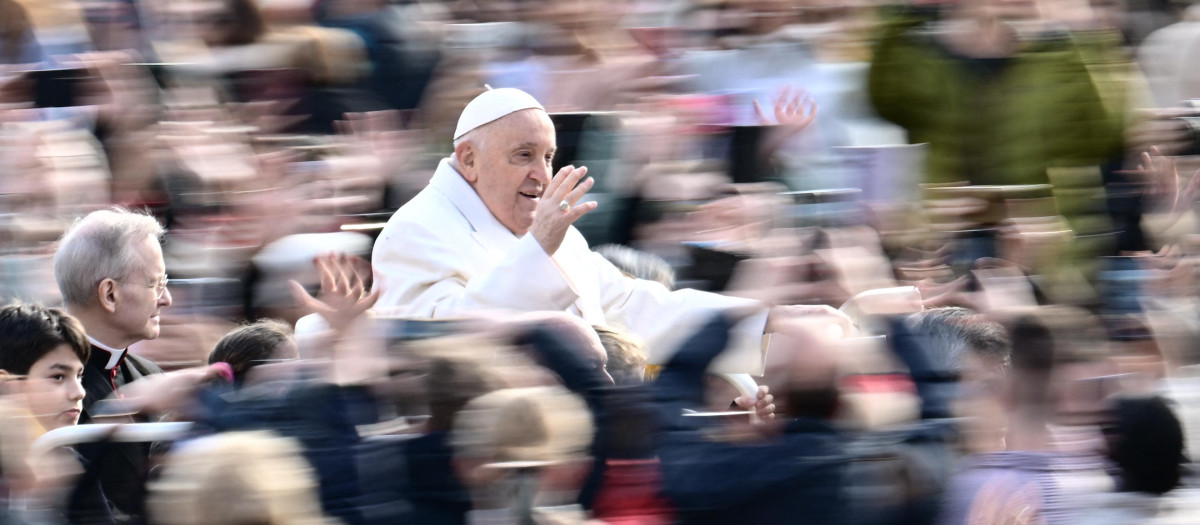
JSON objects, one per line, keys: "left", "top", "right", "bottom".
{"left": 426, "top": 357, "right": 499, "bottom": 433}
{"left": 214, "top": 0, "right": 266, "bottom": 46}
{"left": 208, "top": 320, "right": 294, "bottom": 383}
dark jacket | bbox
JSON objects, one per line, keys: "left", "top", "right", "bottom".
{"left": 513, "top": 324, "right": 614, "bottom": 510}
{"left": 199, "top": 381, "right": 369, "bottom": 525}
{"left": 653, "top": 315, "right": 851, "bottom": 525}
{"left": 80, "top": 346, "right": 163, "bottom": 423}
{"left": 72, "top": 346, "right": 163, "bottom": 524}
{"left": 398, "top": 431, "right": 471, "bottom": 525}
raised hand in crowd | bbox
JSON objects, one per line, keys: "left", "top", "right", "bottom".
{"left": 754, "top": 86, "right": 818, "bottom": 130}
{"left": 67, "top": 51, "right": 158, "bottom": 133}
{"left": 754, "top": 86, "right": 818, "bottom": 157}
{"left": 1126, "top": 148, "right": 1200, "bottom": 232}
{"left": 289, "top": 252, "right": 380, "bottom": 333}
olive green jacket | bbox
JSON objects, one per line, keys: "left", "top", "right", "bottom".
{"left": 868, "top": 10, "right": 1126, "bottom": 187}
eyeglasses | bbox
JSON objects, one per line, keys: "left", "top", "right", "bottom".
{"left": 117, "top": 274, "right": 169, "bottom": 299}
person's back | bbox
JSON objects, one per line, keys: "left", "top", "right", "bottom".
{"left": 401, "top": 431, "right": 472, "bottom": 525}
{"left": 663, "top": 418, "right": 849, "bottom": 525}
{"left": 397, "top": 356, "right": 499, "bottom": 525}
{"left": 653, "top": 315, "right": 851, "bottom": 525}
{"left": 937, "top": 309, "right": 1114, "bottom": 525}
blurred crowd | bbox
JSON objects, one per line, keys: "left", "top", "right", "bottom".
{"left": 4, "top": 0, "right": 1200, "bottom": 524}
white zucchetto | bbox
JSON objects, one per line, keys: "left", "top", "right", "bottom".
{"left": 453, "top": 87, "right": 546, "bottom": 140}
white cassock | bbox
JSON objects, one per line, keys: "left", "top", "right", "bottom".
{"left": 372, "top": 158, "right": 769, "bottom": 373}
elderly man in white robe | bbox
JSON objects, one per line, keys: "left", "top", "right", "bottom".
{"left": 371, "top": 87, "right": 845, "bottom": 375}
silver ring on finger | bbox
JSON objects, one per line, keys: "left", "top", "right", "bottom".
{"left": 558, "top": 200, "right": 570, "bottom": 212}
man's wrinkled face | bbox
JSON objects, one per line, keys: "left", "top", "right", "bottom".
{"left": 464, "top": 109, "right": 557, "bottom": 236}
{"left": 113, "top": 235, "right": 173, "bottom": 344}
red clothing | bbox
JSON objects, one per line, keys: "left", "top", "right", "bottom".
{"left": 591, "top": 459, "right": 673, "bottom": 525}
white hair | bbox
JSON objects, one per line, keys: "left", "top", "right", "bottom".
{"left": 54, "top": 208, "right": 165, "bottom": 307}
{"left": 452, "top": 127, "right": 488, "bottom": 167}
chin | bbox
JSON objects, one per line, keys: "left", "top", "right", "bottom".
{"left": 41, "top": 417, "right": 70, "bottom": 433}
{"left": 511, "top": 219, "right": 535, "bottom": 237}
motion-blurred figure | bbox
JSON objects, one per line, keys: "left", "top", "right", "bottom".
{"left": 148, "top": 431, "right": 336, "bottom": 525}
{"left": 452, "top": 386, "right": 595, "bottom": 525}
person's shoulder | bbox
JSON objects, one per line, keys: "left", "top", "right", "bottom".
{"left": 126, "top": 352, "right": 164, "bottom": 375}
{"left": 379, "top": 187, "right": 468, "bottom": 236}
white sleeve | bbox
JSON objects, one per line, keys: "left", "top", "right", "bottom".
{"left": 591, "top": 251, "right": 770, "bottom": 375}
{"left": 372, "top": 219, "right": 579, "bottom": 317}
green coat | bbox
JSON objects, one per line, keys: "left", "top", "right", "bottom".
{"left": 868, "top": 11, "right": 1125, "bottom": 187}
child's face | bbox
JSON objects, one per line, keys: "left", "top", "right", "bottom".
{"left": 18, "top": 345, "right": 86, "bottom": 432}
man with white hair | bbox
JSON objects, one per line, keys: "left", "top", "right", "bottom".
{"left": 55, "top": 207, "right": 172, "bottom": 416}
{"left": 53, "top": 207, "right": 172, "bottom": 521}
{"left": 373, "top": 88, "right": 841, "bottom": 371}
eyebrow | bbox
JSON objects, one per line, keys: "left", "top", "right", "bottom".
{"left": 47, "top": 364, "right": 82, "bottom": 373}
{"left": 511, "top": 142, "right": 554, "bottom": 152}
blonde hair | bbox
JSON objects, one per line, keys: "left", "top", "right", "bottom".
{"left": 452, "top": 386, "right": 593, "bottom": 466}
{"left": 147, "top": 431, "right": 334, "bottom": 525}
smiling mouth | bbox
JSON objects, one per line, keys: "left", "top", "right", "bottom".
{"left": 519, "top": 191, "right": 540, "bottom": 200}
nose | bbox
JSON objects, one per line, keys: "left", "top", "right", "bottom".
{"left": 69, "top": 377, "right": 86, "bottom": 402}
{"left": 159, "top": 286, "right": 173, "bottom": 308}
{"left": 531, "top": 161, "right": 552, "bottom": 186}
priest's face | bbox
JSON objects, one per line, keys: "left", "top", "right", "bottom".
{"left": 112, "top": 234, "right": 172, "bottom": 344}
{"left": 464, "top": 109, "right": 557, "bottom": 236}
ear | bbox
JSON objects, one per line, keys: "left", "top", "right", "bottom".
{"left": 97, "top": 278, "right": 120, "bottom": 314}
{"left": 453, "top": 456, "right": 502, "bottom": 489}
{"left": 999, "top": 377, "right": 1018, "bottom": 410}
{"left": 455, "top": 141, "right": 479, "bottom": 183}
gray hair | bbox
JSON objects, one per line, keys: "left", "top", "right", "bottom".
{"left": 594, "top": 245, "right": 676, "bottom": 290}
{"left": 54, "top": 208, "right": 165, "bottom": 307}
{"left": 909, "top": 307, "right": 1011, "bottom": 374}
{"left": 452, "top": 127, "right": 488, "bottom": 167}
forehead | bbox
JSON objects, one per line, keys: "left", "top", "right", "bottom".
{"left": 487, "top": 109, "right": 556, "bottom": 149}
{"left": 30, "top": 344, "right": 85, "bottom": 370}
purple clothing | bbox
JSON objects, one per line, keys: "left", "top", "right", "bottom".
{"left": 937, "top": 452, "right": 1060, "bottom": 525}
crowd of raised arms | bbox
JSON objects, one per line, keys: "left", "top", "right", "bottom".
{"left": 2, "top": 0, "right": 1200, "bottom": 524}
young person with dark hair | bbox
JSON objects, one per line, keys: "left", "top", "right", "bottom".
{"left": 207, "top": 319, "right": 298, "bottom": 385}
{"left": 0, "top": 303, "right": 90, "bottom": 433}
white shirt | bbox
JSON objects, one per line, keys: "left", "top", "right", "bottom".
{"left": 87, "top": 336, "right": 126, "bottom": 370}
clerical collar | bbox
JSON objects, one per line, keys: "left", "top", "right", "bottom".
{"left": 87, "top": 336, "right": 127, "bottom": 370}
